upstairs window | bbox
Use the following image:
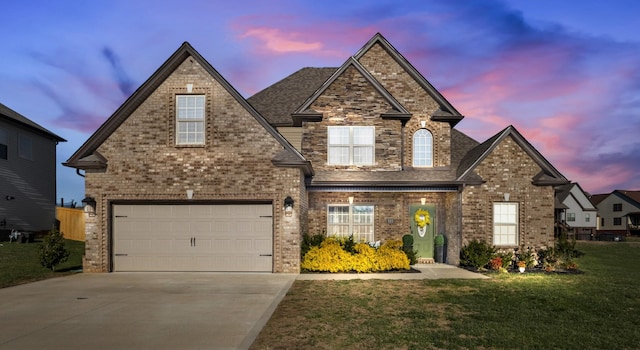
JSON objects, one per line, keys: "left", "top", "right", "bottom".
{"left": 567, "top": 213, "right": 576, "bottom": 222}
{"left": 413, "top": 129, "right": 433, "bottom": 167}
{"left": 176, "top": 95, "right": 205, "bottom": 145}
{"left": 18, "top": 133, "right": 32, "bottom": 160}
{"left": 327, "top": 126, "right": 374, "bottom": 165}
{"left": 613, "top": 203, "right": 622, "bottom": 212}
{"left": 585, "top": 213, "right": 590, "bottom": 222}
{"left": 493, "top": 202, "right": 518, "bottom": 246}
{"left": 0, "top": 129, "right": 7, "bottom": 160}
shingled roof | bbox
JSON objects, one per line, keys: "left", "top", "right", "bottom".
{"left": 0, "top": 102, "right": 66, "bottom": 142}
{"left": 247, "top": 67, "right": 337, "bottom": 126}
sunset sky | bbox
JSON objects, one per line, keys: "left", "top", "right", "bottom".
{"left": 1, "top": 0, "right": 639, "bottom": 203}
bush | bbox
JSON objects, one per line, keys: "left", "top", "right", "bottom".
{"left": 401, "top": 234, "right": 417, "bottom": 265}
{"left": 301, "top": 232, "right": 326, "bottom": 259}
{"left": 301, "top": 238, "right": 409, "bottom": 273}
{"left": 460, "top": 239, "right": 495, "bottom": 269}
{"left": 489, "top": 256, "right": 503, "bottom": 270}
{"left": 434, "top": 234, "right": 445, "bottom": 246}
{"left": 495, "top": 251, "right": 514, "bottom": 269}
{"left": 38, "top": 228, "right": 70, "bottom": 271}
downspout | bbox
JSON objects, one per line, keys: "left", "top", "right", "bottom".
{"left": 76, "top": 169, "right": 85, "bottom": 177}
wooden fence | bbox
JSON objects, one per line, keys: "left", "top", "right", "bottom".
{"left": 56, "top": 207, "right": 85, "bottom": 241}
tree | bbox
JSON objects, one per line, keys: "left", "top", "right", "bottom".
{"left": 39, "top": 228, "right": 70, "bottom": 271}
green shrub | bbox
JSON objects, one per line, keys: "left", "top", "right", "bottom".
{"left": 495, "top": 251, "right": 514, "bottom": 269}
{"left": 401, "top": 234, "right": 417, "bottom": 265}
{"left": 38, "top": 228, "right": 70, "bottom": 271}
{"left": 434, "top": 234, "right": 445, "bottom": 246}
{"left": 301, "top": 232, "right": 326, "bottom": 259}
{"left": 460, "top": 239, "right": 495, "bottom": 269}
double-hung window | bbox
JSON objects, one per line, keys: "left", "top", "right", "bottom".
{"left": 493, "top": 202, "right": 518, "bottom": 246}
{"left": 327, "top": 204, "right": 374, "bottom": 242}
{"left": 567, "top": 213, "right": 576, "bottom": 222}
{"left": 413, "top": 129, "right": 433, "bottom": 167}
{"left": 327, "top": 126, "right": 374, "bottom": 165}
{"left": 0, "top": 128, "right": 7, "bottom": 160}
{"left": 613, "top": 203, "right": 622, "bottom": 212}
{"left": 18, "top": 134, "right": 32, "bottom": 160}
{"left": 176, "top": 95, "right": 205, "bottom": 145}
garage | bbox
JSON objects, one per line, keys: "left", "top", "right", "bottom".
{"left": 112, "top": 204, "right": 273, "bottom": 272}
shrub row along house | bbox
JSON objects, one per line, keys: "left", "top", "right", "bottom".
{"left": 64, "top": 33, "right": 568, "bottom": 273}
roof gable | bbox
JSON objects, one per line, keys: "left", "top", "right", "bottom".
{"left": 457, "top": 125, "right": 568, "bottom": 186}
{"left": 0, "top": 102, "right": 66, "bottom": 142}
{"left": 248, "top": 67, "right": 336, "bottom": 126}
{"left": 292, "top": 56, "right": 411, "bottom": 125}
{"left": 557, "top": 183, "right": 596, "bottom": 211}
{"left": 64, "top": 42, "right": 310, "bottom": 174}
{"left": 613, "top": 190, "right": 640, "bottom": 208}
{"left": 354, "top": 33, "right": 463, "bottom": 126}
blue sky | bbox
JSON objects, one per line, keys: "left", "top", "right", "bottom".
{"left": 1, "top": 0, "right": 639, "bottom": 203}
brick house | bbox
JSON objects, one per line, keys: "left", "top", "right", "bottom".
{"left": 65, "top": 33, "right": 567, "bottom": 273}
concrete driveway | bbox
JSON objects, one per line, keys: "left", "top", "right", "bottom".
{"left": 0, "top": 273, "right": 296, "bottom": 350}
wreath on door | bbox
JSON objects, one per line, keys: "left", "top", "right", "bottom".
{"left": 414, "top": 208, "right": 431, "bottom": 237}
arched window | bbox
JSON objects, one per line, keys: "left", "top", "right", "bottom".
{"left": 413, "top": 129, "right": 433, "bottom": 167}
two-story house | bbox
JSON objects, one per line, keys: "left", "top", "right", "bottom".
{"left": 554, "top": 183, "right": 597, "bottom": 240}
{"left": 1, "top": 102, "right": 66, "bottom": 238}
{"left": 65, "top": 33, "right": 568, "bottom": 273}
{"left": 591, "top": 190, "right": 640, "bottom": 236}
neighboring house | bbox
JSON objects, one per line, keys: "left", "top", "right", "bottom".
{"left": 555, "top": 183, "right": 597, "bottom": 239}
{"left": 0, "top": 102, "right": 66, "bottom": 236}
{"left": 591, "top": 190, "right": 640, "bottom": 236}
{"left": 65, "top": 33, "right": 568, "bottom": 273}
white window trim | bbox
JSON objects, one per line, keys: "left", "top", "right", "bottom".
{"left": 413, "top": 128, "right": 433, "bottom": 167}
{"left": 176, "top": 94, "right": 205, "bottom": 145}
{"left": 327, "top": 204, "right": 375, "bottom": 242}
{"left": 493, "top": 202, "right": 518, "bottom": 246}
{"left": 327, "top": 126, "right": 375, "bottom": 165}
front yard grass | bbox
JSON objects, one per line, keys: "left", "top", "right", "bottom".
{"left": 251, "top": 241, "right": 640, "bottom": 349}
{"left": 0, "top": 239, "right": 84, "bottom": 288}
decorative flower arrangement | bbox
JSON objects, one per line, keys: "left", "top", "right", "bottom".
{"left": 517, "top": 260, "right": 527, "bottom": 268}
{"left": 414, "top": 208, "right": 431, "bottom": 228}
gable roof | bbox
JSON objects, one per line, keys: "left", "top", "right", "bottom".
{"left": 0, "top": 102, "right": 66, "bottom": 142}
{"left": 64, "top": 42, "right": 311, "bottom": 175}
{"left": 292, "top": 56, "right": 411, "bottom": 125}
{"left": 457, "top": 125, "right": 568, "bottom": 186}
{"left": 613, "top": 190, "right": 640, "bottom": 207}
{"left": 556, "top": 182, "right": 596, "bottom": 211}
{"left": 248, "top": 67, "right": 336, "bottom": 126}
{"left": 354, "top": 33, "right": 464, "bottom": 126}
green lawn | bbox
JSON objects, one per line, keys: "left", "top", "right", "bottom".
{"left": 0, "top": 239, "right": 84, "bottom": 288}
{"left": 251, "top": 241, "right": 640, "bottom": 350}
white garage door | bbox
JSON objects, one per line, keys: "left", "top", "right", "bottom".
{"left": 112, "top": 204, "right": 273, "bottom": 272}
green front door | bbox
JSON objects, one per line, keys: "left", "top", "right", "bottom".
{"left": 410, "top": 204, "right": 436, "bottom": 260}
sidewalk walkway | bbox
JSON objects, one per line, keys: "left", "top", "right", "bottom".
{"left": 296, "top": 263, "right": 489, "bottom": 280}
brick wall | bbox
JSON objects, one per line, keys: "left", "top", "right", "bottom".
{"left": 83, "top": 56, "right": 303, "bottom": 273}
{"left": 461, "top": 136, "right": 555, "bottom": 253}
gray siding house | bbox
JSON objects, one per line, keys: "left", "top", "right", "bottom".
{"left": 555, "top": 183, "right": 597, "bottom": 239}
{"left": 0, "top": 102, "right": 65, "bottom": 235}
{"left": 591, "top": 190, "right": 640, "bottom": 236}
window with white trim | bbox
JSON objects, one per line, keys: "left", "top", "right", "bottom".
{"left": 0, "top": 128, "right": 7, "bottom": 160}
{"left": 327, "top": 204, "right": 374, "bottom": 242}
{"left": 176, "top": 95, "right": 205, "bottom": 145}
{"left": 567, "top": 213, "right": 576, "bottom": 222}
{"left": 585, "top": 213, "right": 590, "bottom": 222}
{"left": 327, "top": 126, "right": 374, "bottom": 165}
{"left": 493, "top": 202, "right": 518, "bottom": 246}
{"left": 413, "top": 128, "right": 433, "bottom": 167}
{"left": 18, "top": 133, "right": 32, "bottom": 160}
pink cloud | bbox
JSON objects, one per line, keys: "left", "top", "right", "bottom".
{"left": 239, "top": 27, "right": 323, "bottom": 53}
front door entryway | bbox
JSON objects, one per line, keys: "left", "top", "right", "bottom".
{"left": 410, "top": 204, "right": 436, "bottom": 262}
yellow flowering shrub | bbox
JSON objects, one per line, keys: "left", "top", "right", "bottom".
{"left": 301, "top": 238, "right": 410, "bottom": 273}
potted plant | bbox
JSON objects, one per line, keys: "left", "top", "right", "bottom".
{"left": 434, "top": 233, "right": 445, "bottom": 263}
{"left": 517, "top": 260, "right": 526, "bottom": 273}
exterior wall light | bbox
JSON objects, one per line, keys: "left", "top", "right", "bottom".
{"left": 5, "top": 195, "right": 15, "bottom": 200}
{"left": 82, "top": 196, "right": 97, "bottom": 217}
{"left": 284, "top": 196, "right": 294, "bottom": 217}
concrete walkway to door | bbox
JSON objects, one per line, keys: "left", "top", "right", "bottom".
{"left": 0, "top": 273, "right": 296, "bottom": 350}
